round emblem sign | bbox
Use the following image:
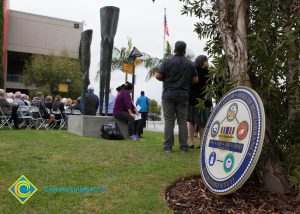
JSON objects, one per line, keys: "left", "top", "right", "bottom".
{"left": 200, "top": 87, "right": 265, "bottom": 195}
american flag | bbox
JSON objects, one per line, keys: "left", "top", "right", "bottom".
{"left": 164, "top": 14, "right": 169, "bottom": 36}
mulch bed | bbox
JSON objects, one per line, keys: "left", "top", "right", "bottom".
{"left": 165, "top": 175, "right": 299, "bottom": 214}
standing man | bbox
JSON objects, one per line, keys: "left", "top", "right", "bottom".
{"left": 84, "top": 85, "right": 99, "bottom": 116}
{"left": 135, "top": 91, "right": 150, "bottom": 130}
{"left": 155, "top": 41, "right": 198, "bottom": 153}
{"left": 101, "top": 88, "right": 115, "bottom": 116}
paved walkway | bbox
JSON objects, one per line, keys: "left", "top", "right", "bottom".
{"left": 144, "top": 120, "right": 202, "bottom": 147}
{"left": 144, "top": 120, "right": 179, "bottom": 134}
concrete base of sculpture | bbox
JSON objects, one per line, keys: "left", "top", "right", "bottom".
{"left": 68, "top": 115, "right": 128, "bottom": 139}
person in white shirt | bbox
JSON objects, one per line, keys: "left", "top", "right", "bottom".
{"left": 101, "top": 88, "right": 115, "bottom": 116}
{"left": 13, "top": 91, "right": 25, "bottom": 106}
{"left": 6, "top": 92, "right": 14, "bottom": 103}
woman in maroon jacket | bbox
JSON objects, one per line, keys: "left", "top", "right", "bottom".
{"left": 113, "top": 83, "right": 139, "bottom": 140}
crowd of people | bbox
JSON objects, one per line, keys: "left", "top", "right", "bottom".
{"left": 1, "top": 40, "right": 211, "bottom": 153}
{"left": 0, "top": 89, "right": 82, "bottom": 129}
{"left": 108, "top": 40, "right": 211, "bottom": 149}
{"left": 156, "top": 40, "right": 211, "bottom": 153}
{"left": 0, "top": 84, "right": 151, "bottom": 139}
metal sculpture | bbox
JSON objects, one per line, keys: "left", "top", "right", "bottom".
{"left": 79, "top": 29, "right": 93, "bottom": 115}
{"left": 99, "top": 6, "right": 120, "bottom": 115}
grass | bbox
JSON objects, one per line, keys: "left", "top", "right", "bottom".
{"left": 0, "top": 130, "right": 200, "bottom": 214}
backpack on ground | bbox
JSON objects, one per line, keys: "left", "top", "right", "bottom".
{"left": 100, "top": 121, "right": 124, "bottom": 140}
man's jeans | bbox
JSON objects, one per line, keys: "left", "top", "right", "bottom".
{"left": 162, "top": 99, "right": 189, "bottom": 151}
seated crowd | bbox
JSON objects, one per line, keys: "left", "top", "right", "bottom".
{"left": 0, "top": 89, "right": 82, "bottom": 129}
{"left": 0, "top": 84, "right": 148, "bottom": 141}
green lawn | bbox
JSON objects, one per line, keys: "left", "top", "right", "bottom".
{"left": 0, "top": 130, "right": 200, "bottom": 214}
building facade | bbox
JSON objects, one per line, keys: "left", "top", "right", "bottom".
{"left": 2, "top": 0, "right": 83, "bottom": 92}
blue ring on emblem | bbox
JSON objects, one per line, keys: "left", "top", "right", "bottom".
{"left": 223, "top": 153, "right": 235, "bottom": 173}
{"left": 200, "top": 87, "right": 264, "bottom": 194}
{"left": 211, "top": 121, "right": 220, "bottom": 137}
{"left": 208, "top": 151, "right": 217, "bottom": 166}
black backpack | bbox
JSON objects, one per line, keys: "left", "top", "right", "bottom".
{"left": 100, "top": 121, "right": 124, "bottom": 140}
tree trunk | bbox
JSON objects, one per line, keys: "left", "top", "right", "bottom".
{"left": 218, "top": 0, "right": 251, "bottom": 87}
{"left": 253, "top": 95, "right": 291, "bottom": 194}
{"left": 217, "top": 0, "right": 290, "bottom": 193}
{"left": 287, "top": 52, "right": 299, "bottom": 122}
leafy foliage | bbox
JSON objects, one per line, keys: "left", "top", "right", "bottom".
{"left": 143, "top": 41, "right": 172, "bottom": 80}
{"left": 96, "top": 37, "right": 139, "bottom": 81}
{"left": 0, "top": 0, "right": 4, "bottom": 88}
{"left": 111, "top": 37, "right": 133, "bottom": 71}
{"left": 144, "top": 41, "right": 194, "bottom": 80}
{"left": 148, "top": 99, "right": 161, "bottom": 114}
{"left": 22, "top": 52, "right": 82, "bottom": 98}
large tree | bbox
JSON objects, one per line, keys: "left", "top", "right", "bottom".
{"left": 187, "top": 0, "right": 299, "bottom": 194}
{"left": 148, "top": 99, "right": 161, "bottom": 114}
{"left": 0, "top": 0, "right": 4, "bottom": 88}
{"left": 153, "top": 0, "right": 300, "bottom": 194}
{"left": 23, "top": 53, "right": 82, "bottom": 98}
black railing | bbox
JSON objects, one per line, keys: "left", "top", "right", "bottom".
{"left": 6, "top": 74, "right": 22, "bottom": 82}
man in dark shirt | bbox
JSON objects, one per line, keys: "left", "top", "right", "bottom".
{"left": 155, "top": 41, "right": 198, "bottom": 153}
{"left": 84, "top": 86, "right": 99, "bottom": 116}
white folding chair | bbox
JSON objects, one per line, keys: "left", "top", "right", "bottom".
{"left": 72, "top": 109, "right": 81, "bottom": 115}
{"left": 17, "top": 106, "right": 32, "bottom": 129}
{"left": 0, "top": 106, "right": 12, "bottom": 129}
{"left": 28, "top": 106, "right": 46, "bottom": 130}
{"left": 65, "top": 108, "right": 72, "bottom": 115}
{"left": 51, "top": 109, "right": 66, "bottom": 130}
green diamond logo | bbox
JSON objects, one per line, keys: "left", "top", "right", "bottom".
{"left": 9, "top": 175, "right": 38, "bottom": 204}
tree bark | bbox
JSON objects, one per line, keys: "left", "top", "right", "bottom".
{"left": 234, "top": 0, "right": 251, "bottom": 87}
{"left": 218, "top": 0, "right": 251, "bottom": 87}
{"left": 217, "top": 0, "right": 290, "bottom": 194}
{"left": 287, "top": 52, "right": 299, "bottom": 122}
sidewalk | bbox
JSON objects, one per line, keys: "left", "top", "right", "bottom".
{"left": 144, "top": 120, "right": 179, "bottom": 134}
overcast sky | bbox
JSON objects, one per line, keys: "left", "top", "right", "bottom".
{"left": 10, "top": 0, "right": 207, "bottom": 104}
